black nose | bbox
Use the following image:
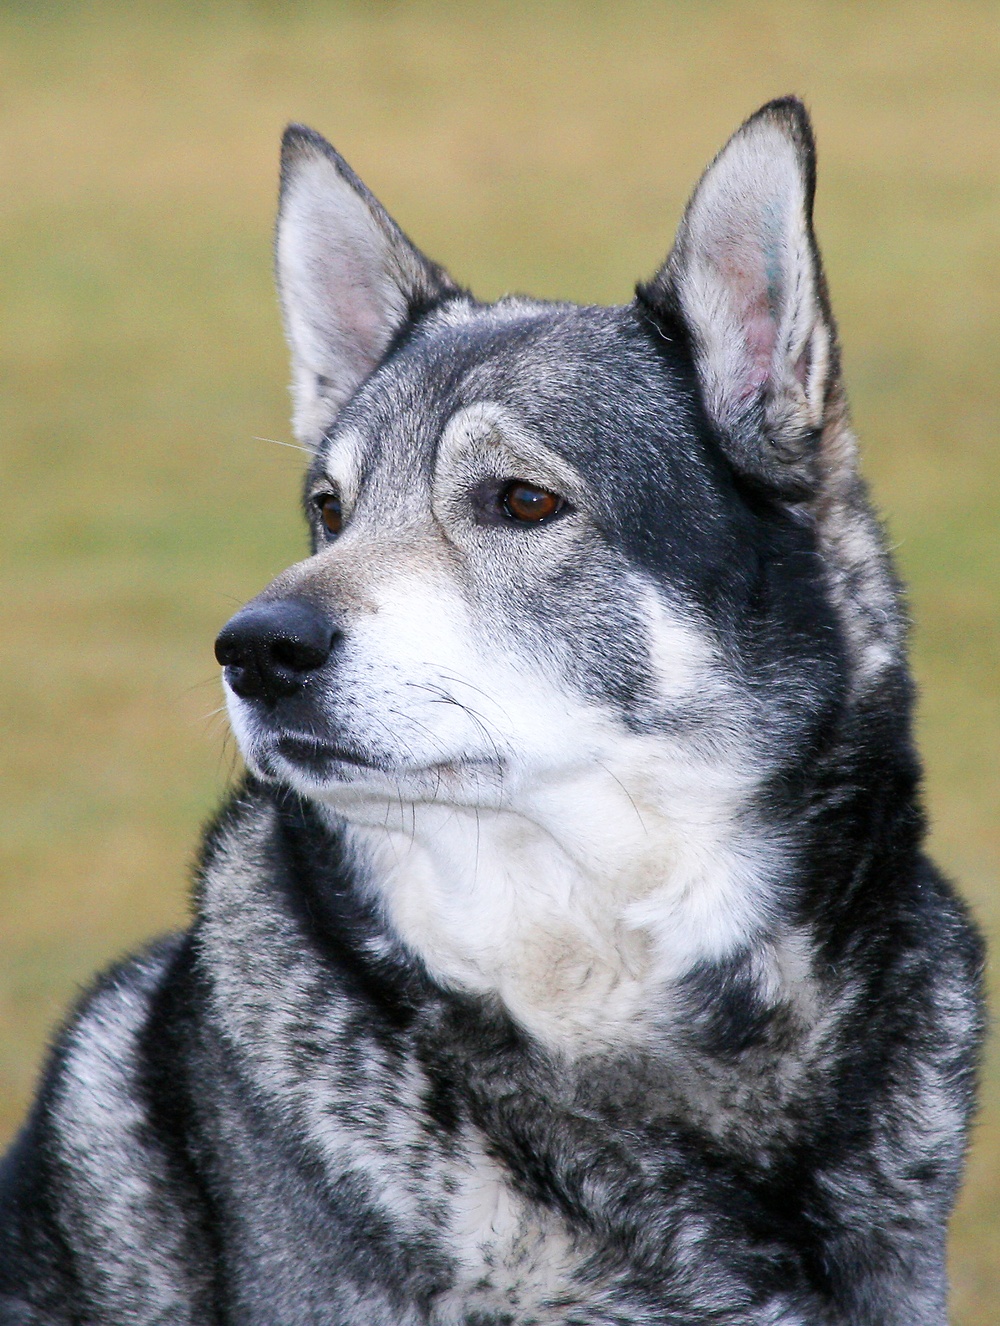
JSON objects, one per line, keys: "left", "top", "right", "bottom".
{"left": 215, "top": 598, "right": 338, "bottom": 704}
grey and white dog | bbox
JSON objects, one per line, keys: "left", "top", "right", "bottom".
{"left": 0, "top": 98, "right": 985, "bottom": 1325}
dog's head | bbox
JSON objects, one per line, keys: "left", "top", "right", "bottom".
{"left": 217, "top": 99, "right": 901, "bottom": 880}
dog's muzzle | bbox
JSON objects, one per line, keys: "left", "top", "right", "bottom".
{"left": 215, "top": 598, "right": 338, "bottom": 706}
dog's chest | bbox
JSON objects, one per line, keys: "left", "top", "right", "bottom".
{"left": 432, "top": 1145, "right": 582, "bottom": 1324}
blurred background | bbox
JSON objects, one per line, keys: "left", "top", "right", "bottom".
{"left": 1, "top": 0, "right": 997, "bottom": 1315}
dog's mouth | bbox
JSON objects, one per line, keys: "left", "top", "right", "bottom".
{"left": 261, "top": 731, "right": 501, "bottom": 789}
{"left": 273, "top": 734, "right": 383, "bottom": 778}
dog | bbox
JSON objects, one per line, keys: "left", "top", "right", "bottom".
{"left": 0, "top": 97, "right": 985, "bottom": 1325}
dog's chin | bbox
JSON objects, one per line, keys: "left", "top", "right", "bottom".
{"left": 243, "top": 730, "right": 505, "bottom": 807}
{"left": 275, "top": 734, "right": 381, "bottom": 779}
{"left": 246, "top": 733, "right": 393, "bottom": 787}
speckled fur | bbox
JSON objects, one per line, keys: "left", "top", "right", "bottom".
{"left": 0, "top": 99, "right": 984, "bottom": 1325}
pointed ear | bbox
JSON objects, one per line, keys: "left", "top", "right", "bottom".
{"left": 639, "top": 98, "right": 840, "bottom": 497}
{"left": 276, "top": 125, "right": 461, "bottom": 444}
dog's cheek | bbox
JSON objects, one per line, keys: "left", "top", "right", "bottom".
{"left": 481, "top": 556, "right": 697, "bottom": 736}
{"left": 329, "top": 577, "right": 511, "bottom": 756}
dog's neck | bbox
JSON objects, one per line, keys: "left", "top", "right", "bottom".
{"left": 329, "top": 752, "right": 788, "bottom": 1050}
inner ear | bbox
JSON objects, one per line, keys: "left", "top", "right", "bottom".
{"left": 276, "top": 124, "right": 461, "bottom": 446}
{"left": 638, "top": 97, "right": 838, "bottom": 497}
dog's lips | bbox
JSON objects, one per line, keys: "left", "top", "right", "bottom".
{"left": 267, "top": 730, "right": 502, "bottom": 786}
{"left": 274, "top": 733, "right": 379, "bottom": 774}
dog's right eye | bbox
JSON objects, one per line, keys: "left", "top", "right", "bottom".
{"left": 314, "top": 492, "right": 343, "bottom": 537}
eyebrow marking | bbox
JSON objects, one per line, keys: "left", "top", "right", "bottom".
{"left": 319, "top": 428, "right": 364, "bottom": 503}
{"left": 434, "top": 402, "right": 588, "bottom": 505}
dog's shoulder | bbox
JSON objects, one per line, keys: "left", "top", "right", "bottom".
{"left": 0, "top": 933, "right": 217, "bottom": 1321}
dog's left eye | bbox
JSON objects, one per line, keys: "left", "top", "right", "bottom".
{"left": 498, "top": 481, "right": 565, "bottom": 525}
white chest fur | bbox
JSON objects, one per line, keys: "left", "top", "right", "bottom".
{"left": 341, "top": 734, "right": 782, "bottom": 1051}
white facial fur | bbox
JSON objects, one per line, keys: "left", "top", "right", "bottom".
{"left": 225, "top": 404, "right": 787, "bottom": 1051}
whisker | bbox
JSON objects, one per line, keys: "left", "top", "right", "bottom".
{"left": 183, "top": 674, "right": 224, "bottom": 695}
{"left": 252, "top": 435, "right": 314, "bottom": 456}
{"left": 404, "top": 679, "right": 508, "bottom": 806}
{"left": 596, "top": 761, "right": 648, "bottom": 837}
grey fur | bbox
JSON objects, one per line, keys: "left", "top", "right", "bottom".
{"left": 0, "top": 99, "right": 983, "bottom": 1326}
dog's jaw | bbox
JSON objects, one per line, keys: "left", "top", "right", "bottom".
{"left": 324, "top": 723, "right": 786, "bottom": 1053}
{"left": 222, "top": 563, "right": 793, "bottom": 1052}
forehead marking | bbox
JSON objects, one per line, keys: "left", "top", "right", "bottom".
{"left": 435, "top": 402, "right": 588, "bottom": 502}
{"left": 318, "top": 427, "right": 364, "bottom": 502}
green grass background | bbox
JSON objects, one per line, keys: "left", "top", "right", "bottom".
{"left": 1, "top": 0, "right": 997, "bottom": 1315}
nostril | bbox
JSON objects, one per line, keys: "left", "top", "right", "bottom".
{"left": 270, "top": 636, "right": 332, "bottom": 674}
{"left": 214, "top": 633, "right": 242, "bottom": 668}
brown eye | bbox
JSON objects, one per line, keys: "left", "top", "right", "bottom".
{"left": 500, "top": 481, "right": 564, "bottom": 525}
{"left": 315, "top": 492, "right": 343, "bottom": 536}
